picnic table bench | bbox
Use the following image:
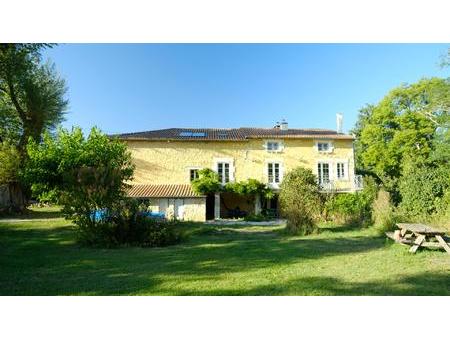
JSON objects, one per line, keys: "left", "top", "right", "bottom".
{"left": 386, "top": 223, "right": 450, "bottom": 255}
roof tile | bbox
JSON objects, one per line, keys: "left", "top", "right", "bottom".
{"left": 114, "top": 127, "right": 354, "bottom": 141}
{"left": 127, "top": 184, "right": 203, "bottom": 198}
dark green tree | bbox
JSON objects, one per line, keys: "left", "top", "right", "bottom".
{"left": 0, "top": 43, "right": 68, "bottom": 209}
{"left": 0, "top": 44, "right": 68, "bottom": 153}
{"left": 352, "top": 77, "right": 450, "bottom": 200}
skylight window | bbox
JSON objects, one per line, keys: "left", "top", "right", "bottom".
{"left": 179, "top": 131, "right": 206, "bottom": 137}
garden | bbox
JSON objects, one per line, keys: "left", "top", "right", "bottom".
{"left": 1, "top": 205, "right": 450, "bottom": 296}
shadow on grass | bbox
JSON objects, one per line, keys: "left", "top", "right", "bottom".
{"left": 0, "top": 208, "right": 63, "bottom": 220}
{"left": 319, "top": 223, "right": 366, "bottom": 234}
{"left": 1, "top": 222, "right": 447, "bottom": 295}
{"left": 166, "top": 273, "right": 450, "bottom": 296}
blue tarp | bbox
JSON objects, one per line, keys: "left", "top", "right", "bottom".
{"left": 139, "top": 211, "right": 165, "bottom": 219}
{"left": 90, "top": 209, "right": 165, "bottom": 221}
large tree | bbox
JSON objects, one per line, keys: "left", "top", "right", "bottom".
{"left": 0, "top": 44, "right": 68, "bottom": 154}
{"left": 352, "top": 77, "right": 450, "bottom": 200}
{"left": 0, "top": 44, "right": 68, "bottom": 209}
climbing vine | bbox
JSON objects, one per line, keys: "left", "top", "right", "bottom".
{"left": 191, "top": 168, "right": 274, "bottom": 199}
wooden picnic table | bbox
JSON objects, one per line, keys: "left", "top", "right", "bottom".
{"left": 386, "top": 223, "right": 450, "bottom": 255}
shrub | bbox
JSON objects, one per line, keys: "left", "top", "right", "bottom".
{"left": 372, "top": 189, "right": 396, "bottom": 235}
{"left": 398, "top": 163, "right": 450, "bottom": 218}
{"left": 323, "top": 177, "right": 377, "bottom": 227}
{"left": 279, "top": 167, "right": 321, "bottom": 235}
{"left": 324, "top": 192, "right": 371, "bottom": 227}
{"left": 77, "top": 199, "right": 182, "bottom": 248}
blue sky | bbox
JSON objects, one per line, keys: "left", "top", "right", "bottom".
{"left": 45, "top": 44, "right": 449, "bottom": 135}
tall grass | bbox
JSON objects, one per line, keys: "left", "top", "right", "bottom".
{"left": 372, "top": 190, "right": 396, "bottom": 235}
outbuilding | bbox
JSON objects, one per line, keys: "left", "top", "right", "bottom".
{"left": 127, "top": 184, "right": 206, "bottom": 222}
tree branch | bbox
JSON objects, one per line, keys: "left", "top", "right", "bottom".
{"left": 5, "top": 72, "right": 26, "bottom": 121}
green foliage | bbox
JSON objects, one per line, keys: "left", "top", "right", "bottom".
{"left": 0, "top": 44, "right": 68, "bottom": 153}
{"left": 324, "top": 176, "right": 378, "bottom": 227}
{"left": 0, "top": 98, "right": 21, "bottom": 144}
{"left": 372, "top": 189, "right": 396, "bottom": 235}
{"left": 279, "top": 167, "right": 321, "bottom": 235}
{"left": 352, "top": 78, "right": 450, "bottom": 200}
{"left": 398, "top": 160, "right": 450, "bottom": 218}
{"left": 191, "top": 170, "right": 275, "bottom": 199}
{"left": 224, "top": 178, "right": 274, "bottom": 199}
{"left": 324, "top": 191, "right": 374, "bottom": 227}
{"left": 77, "top": 199, "right": 182, "bottom": 248}
{"left": 0, "top": 44, "right": 68, "bottom": 209}
{"left": 0, "top": 142, "right": 20, "bottom": 185}
{"left": 23, "top": 127, "right": 135, "bottom": 228}
{"left": 191, "top": 168, "right": 222, "bottom": 195}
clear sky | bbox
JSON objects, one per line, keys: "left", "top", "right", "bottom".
{"left": 45, "top": 44, "right": 450, "bottom": 135}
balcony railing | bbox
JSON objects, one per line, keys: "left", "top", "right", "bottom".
{"left": 319, "top": 175, "right": 363, "bottom": 192}
{"left": 354, "top": 175, "right": 363, "bottom": 191}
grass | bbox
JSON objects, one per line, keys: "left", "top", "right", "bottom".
{"left": 0, "top": 207, "right": 449, "bottom": 295}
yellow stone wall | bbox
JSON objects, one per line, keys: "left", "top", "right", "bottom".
{"left": 125, "top": 138, "right": 356, "bottom": 191}
{"left": 144, "top": 197, "right": 206, "bottom": 222}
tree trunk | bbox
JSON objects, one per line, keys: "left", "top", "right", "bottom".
{"left": 7, "top": 181, "right": 28, "bottom": 212}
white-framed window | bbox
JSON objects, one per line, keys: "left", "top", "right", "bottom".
{"left": 336, "top": 162, "right": 345, "bottom": 180}
{"left": 217, "top": 162, "right": 230, "bottom": 184}
{"left": 187, "top": 166, "right": 201, "bottom": 182}
{"left": 265, "top": 140, "right": 283, "bottom": 152}
{"left": 266, "top": 161, "right": 283, "bottom": 188}
{"left": 317, "top": 162, "right": 330, "bottom": 185}
{"left": 189, "top": 169, "right": 199, "bottom": 181}
{"left": 268, "top": 162, "right": 280, "bottom": 184}
{"left": 213, "top": 158, "right": 234, "bottom": 185}
{"left": 316, "top": 141, "right": 333, "bottom": 153}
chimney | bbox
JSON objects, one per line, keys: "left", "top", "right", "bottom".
{"left": 280, "top": 119, "right": 288, "bottom": 131}
{"left": 336, "top": 113, "right": 343, "bottom": 134}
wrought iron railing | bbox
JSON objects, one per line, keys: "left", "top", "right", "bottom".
{"left": 318, "top": 175, "right": 364, "bottom": 192}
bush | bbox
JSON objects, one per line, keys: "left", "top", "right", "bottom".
{"left": 323, "top": 176, "right": 377, "bottom": 227}
{"left": 279, "top": 167, "right": 321, "bottom": 235}
{"left": 372, "top": 189, "right": 396, "bottom": 235}
{"left": 324, "top": 192, "right": 371, "bottom": 227}
{"left": 398, "top": 163, "right": 450, "bottom": 219}
{"left": 77, "top": 199, "right": 182, "bottom": 248}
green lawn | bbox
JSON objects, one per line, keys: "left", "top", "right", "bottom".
{"left": 1, "top": 208, "right": 449, "bottom": 295}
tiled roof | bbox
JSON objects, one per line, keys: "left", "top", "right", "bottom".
{"left": 114, "top": 128, "right": 354, "bottom": 141}
{"left": 127, "top": 184, "right": 204, "bottom": 198}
